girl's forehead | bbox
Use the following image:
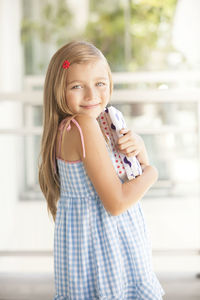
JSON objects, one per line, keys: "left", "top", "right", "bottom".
{"left": 67, "top": 60, "right": 109, "bottom": 79}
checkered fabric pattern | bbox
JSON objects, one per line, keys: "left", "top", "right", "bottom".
{"left": 53, "top": 144, "right": 165, "bottom": 299}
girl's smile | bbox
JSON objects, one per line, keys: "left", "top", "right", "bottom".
{"left": 66, "top": 60, "right": 110, "bottom": 118}
{"left": 80, "top": 103, "right": 100, "bottom": 109}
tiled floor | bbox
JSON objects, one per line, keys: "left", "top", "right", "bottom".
{"left": 0, "top": 272, "right": 200, "bottom": 300}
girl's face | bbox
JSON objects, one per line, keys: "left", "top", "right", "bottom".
{"left": 65, "top": 59, "right": 110, "bottom": 119}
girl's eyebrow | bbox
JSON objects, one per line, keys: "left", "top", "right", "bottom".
{"left": 67, "top": 77, "right": 109, "bottom": 85}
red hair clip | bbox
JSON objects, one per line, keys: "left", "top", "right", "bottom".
{"left": 62, "top": 60, "right": 70, "bottom": 69}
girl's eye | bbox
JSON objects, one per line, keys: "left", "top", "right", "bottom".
{"left": 72, "top": 85, "right": 82, "bottom": 89}
{"left": 97, "top": 82, "right": 106, "bottom": 86}
{"left": 71, "top": 82, "right": 106, "bottom": 89}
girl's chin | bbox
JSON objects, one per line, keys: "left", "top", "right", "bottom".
{"left": 79, "top": 110, "right": 102, "bottom": 119}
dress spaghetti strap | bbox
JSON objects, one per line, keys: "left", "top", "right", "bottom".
{"left": 53, "top": 115, "right": 86, "bottom": 172}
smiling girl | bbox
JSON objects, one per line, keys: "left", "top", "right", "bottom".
{"left": 38, "top": 40, "right": 165, "bottom": 300}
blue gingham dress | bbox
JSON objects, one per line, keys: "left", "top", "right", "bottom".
{"left": 53, "top": 123, "right": 165, "bottom": 299}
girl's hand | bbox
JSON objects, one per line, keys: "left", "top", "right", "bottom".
{"left": 117, "top": 128, "right": 149, "bottom": 166}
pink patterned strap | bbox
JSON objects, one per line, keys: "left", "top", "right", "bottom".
{"left": 58, "top": 115, "right": 86, "bottom": 160}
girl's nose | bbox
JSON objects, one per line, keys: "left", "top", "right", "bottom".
{"left": 84, "top": 86, "right": 97, "bottom": 101}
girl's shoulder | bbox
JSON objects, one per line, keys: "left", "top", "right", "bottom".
{"left": 56, "top": 114, "right": 99, "bottom": 162}
{"left": 56, "top": 115, "right": 83, "bottom": 162}
{"left": 56, "top": 113, "right": 108, "bottom": 161}
{"left": 69, "top": 114, "right": 100, "bottom": 160}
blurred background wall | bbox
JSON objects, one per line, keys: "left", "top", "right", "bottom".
{"left": 0, "top": 0, "right": 200, "bottom": 299}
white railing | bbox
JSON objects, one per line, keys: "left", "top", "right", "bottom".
{"left": 0, "top": 71, "right": 200, "bottom": 131}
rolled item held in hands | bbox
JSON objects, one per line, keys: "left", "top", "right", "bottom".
{"left": 97, "top": 105, "right": 143, "bottom": 181}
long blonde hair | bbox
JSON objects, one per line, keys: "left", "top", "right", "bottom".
{"left": 38, "top": 41, "right": 113, "bottom": 222}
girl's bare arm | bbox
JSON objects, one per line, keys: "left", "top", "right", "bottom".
{"left": 74, "top": 114, "right": 158, "bottom": 216}
{"left": 117, "top": 165, "right": 158, "bottom": 215}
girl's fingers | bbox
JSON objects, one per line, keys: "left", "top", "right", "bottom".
{"left": 118, "top": 131, "right": 141, "bottom": 146}
{"left": 118, "top": 130, "right": 142, "bottom": 157}
{"left": 117, "top": 140, "right": 135, "bottom": 150}
{"left": 127, "top": 150, "right": 140, "bottom": 157}
{"left": 118, "top": 145, "right": 140, "bottom": 156}
{"left": 118, "top": 131, "right": 132, "bottom": 144}
{"left": 120, "top": 128, "right": 129, "bottom": 134}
